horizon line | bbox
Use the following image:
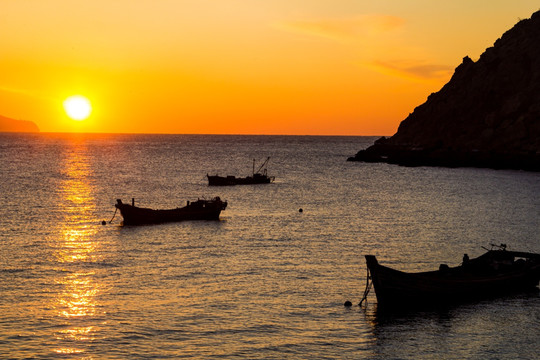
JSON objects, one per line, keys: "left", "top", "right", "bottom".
{"left": 1, "top": 130, "right": 391, "bottom": 137}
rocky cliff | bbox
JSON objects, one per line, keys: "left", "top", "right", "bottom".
{"left": 349, "top": 10, "right": 540, "bottom": 171}
{"left": 0, "top": 115, "right": 40, "bottom": 133}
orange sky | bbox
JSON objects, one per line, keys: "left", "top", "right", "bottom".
{"left": 1, "top": 1, "right": 538, "bottom": 135}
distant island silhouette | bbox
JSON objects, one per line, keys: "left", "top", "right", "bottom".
{"left": 349, "top": 10, "right": 540, "bottom": 171}
{"left": 0, "top": 115, "right": 39, "bottom": 133}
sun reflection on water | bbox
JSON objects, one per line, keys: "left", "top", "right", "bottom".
{"left": 56, "top": 272, "right": 98, "bottom": 318}
{"left": 58, "top": 228, "right": 97, "bottom": 263}
{"left": 50, "top": 140, "right": 103, "bottom": 356}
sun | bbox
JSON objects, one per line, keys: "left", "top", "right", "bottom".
{"left": 63, "top": 95, "right": 92, "bottom": 121}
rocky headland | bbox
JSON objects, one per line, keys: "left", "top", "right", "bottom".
{"left": 0, "top": 115, "right": 40, "bottom": 133}
{"left": 348, "top": 10, "right": 540, "bottom": 171}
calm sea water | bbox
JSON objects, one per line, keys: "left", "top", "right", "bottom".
{"left": 0, "top": 133, "right": 539, "bottom": 359}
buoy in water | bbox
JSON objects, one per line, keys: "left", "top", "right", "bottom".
{"left": 344, "top": 300, "right": 352, "bottom": 307}
{"left": 101, "top": 220, "right": 107, "bottom": 225}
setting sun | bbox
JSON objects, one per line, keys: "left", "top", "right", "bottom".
{"left": 63, "top": 95, "right": 92, "bottom": 121}
{"left": 1, "top": 1, "right": 539, "bottom": 134}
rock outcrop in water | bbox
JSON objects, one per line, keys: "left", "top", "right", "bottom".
{"left": 0, "top": 115, "right": 39, "bottom": 133}
{"left": 348, "top": 11, "right": 540, "bottom": 171}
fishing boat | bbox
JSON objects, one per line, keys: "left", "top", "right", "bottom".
{"left": 207, "top": 157, "right": 275, "bottom": 186}
{"left": 362, "top": 245, "right": 540, "bottom": 309}
{"left": 114, "top": 197, "right": 227, "bottom": 225}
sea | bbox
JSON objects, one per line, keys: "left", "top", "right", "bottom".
{"left": 0, "top": 132, "right": 539, "bottom": 359}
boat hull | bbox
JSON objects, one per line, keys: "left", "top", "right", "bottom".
{"left": 365, "top": 251, "right": 540, "bottom": 309}
{"left": 115, "top": 198, "right": 227, "bottom": 225}
{"left": 207, "top": 174, "right": 274, "bottom": 186}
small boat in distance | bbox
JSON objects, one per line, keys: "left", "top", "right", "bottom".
{"left": 114, "top": 197, "right": 227, "bottom": 225}
{"left": 207, "top": 157, "right": 275, "bottom": 186}
{"left": 363, "top": 245, "right": 540, "bottom": 310}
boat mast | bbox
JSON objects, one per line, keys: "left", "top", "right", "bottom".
{"left": 255, "top": 157, "right": 270, "bottom": 175}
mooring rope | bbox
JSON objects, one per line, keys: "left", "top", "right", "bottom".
{"left": 359, "top": 266, "right": 372, "bottom": 306}
{"left": 108, "top": 207, "right": 118, "bottom": 224}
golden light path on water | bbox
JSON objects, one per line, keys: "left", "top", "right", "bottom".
{"left": 51, "top": 139, "right": 101, "bottom": 356}
{"left": 1, "top": 134, "right": 538, "bottom": 358}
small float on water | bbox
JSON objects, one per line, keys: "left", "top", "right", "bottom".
{"left": 114, "top": 197, "right": 227, "bottom": 225}
{"left": 207, "top": 157, "right": 275, "bottom": 186}
{"left": 360, "top": 244, "right": 540, "bottom": 310}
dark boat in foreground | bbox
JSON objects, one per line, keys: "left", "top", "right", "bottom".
{"left": 115, "top": 197, "right": 227, "bottom": 225}
{"left": 363, "top": 245, "right": 540, "bottom": 310}
{"left": 207, "top": 157, "right": 275, "bottom": 186}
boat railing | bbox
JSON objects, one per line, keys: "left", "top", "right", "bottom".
{"left": 482, "top": 243, "right": 507, "bottom": 251}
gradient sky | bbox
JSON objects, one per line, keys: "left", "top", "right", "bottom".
{"left": 1, "top": 1, "right": 538, "bottom": 135}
